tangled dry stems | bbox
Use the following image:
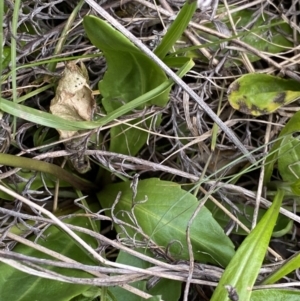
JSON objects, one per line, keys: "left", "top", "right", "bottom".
{"left": 1, "top": 0, "right": 300, "bottom": 299}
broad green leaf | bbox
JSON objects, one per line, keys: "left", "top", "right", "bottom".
{"left": 178, "top": 8, "right": 293, "bottom": 66}
{"left": 228, "top": 74, "right": 300, "bottom": 116}
{"left": 109, "top": 250, "right": 181, "bottom": 301}
{"left": 73, "top": 287, "right": 116, "bottom": 301}
{"left": 147, "top": 277, "right": 180, "bottom": 301}
{"left": 145, "top": 297, "right": 162, "bottom": 301}
{"left": 0, "top": 205, "right": 101, "bottom": 301}
{"left": 228, "top": 9, "right": 292, "bottom": 64}
{"left": 109, "top": 250, "right": 150, "bottom": 301}
{"left": 83, "top": 16, "right": 170, "bottom": 156}
{"left": 103, "top": 61, "right": 192, "bottom": 157}
{"left": 251, "top": 289, "right": 300, "bottom": 300}
{"left": 74, "top": 287, "right": 105, "bottom": 301}
{"left": 97, "top": 178, "right": 235, "bottom": 267}
{"left": 264, "top": 111, "right": 300, "bottom": 183}
{"left": 210, "top": 189, "right": 284, "bottom": 301}
{"left": 70, "top": 295, "right": 97, "bottom": 301}
{"left": 261, "top": 252, "right": 300, "bottom": 285}
{"left": 290, "top": 179, "right": 300, "bottom": 196}
{"left": 278, "top": 135, "right": 300, "bottom": 182}
{"left": 154, "top": 1, "right": 197, "bottom": 59}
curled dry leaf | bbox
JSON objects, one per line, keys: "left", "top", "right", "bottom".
{"left": 50, "top": 61, "right": 96, "bottom": 173}
{"left": 50, "top": 61, "right": 95, "bottom": 138}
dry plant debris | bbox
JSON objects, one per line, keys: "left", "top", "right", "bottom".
{"left": 50, "top": 61, "right": 95, "bottom": 173}
{"left": 50, "top": 61, "right": 95, "bottom": 139}
{"left": 1, "top": 0, "right": 300, "bottom": 300}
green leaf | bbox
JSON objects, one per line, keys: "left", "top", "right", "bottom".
{"left": 264, "top": 110, "right": 300, "bottom": 183}
{"left": 228, "top": 74, "right": 300, "bottom": 116}
{"left": 228, "top": 9, "right": 292, "bottom": 64}
{"left": 0, "top": 97, "right": 85, "bottom": 131}
{"left": 0, "top": 153, "right": 96, "bottom": 191}
{"left": 180, "top": 8, "right": 293, "bottom": 66}
{"left": 290, "top": 179, "right": 300, "bottom": 196}
{"left": 251, "top": 289, "right": 300, "bottom": 300}
{"left": 109, "top": 250, "right": 181, "bottom": 301}
{"left": 162, "top": 56, "right": 191, "bottom": 68}
{"left": 261, "top": 252, "right": 300, "bottom": 285}
{"left": 210, "top": 189, "right": 284, "bottom": 301}
{"left": 278, "top": 135, "right": 300, "bottom": 182}
{"left": 77, "top": 287, "right": 104, "bottom": 301}
{"left": 97, "top": 178, "right": 235, "bottom": 267}
{"left": 154, "top": 1, "right": 197, "bottom": 59}
{"left": 109, "top": 250, "right": 149, "bottom": 301}
{"left": 0, "top": 206, "right": 101, "bottom": 301}
{"left": 147, "top": 277, "right": 179, "bottom": 301}
{"left": 145, "top": 297, "right": 163, "bottom": 301}
{"left": 2, "top": 46, "right": 11, "bottom": 69}
{"left": 83, "top": 16, "right": 170, "bottom": 156}
{"left": 0, "top": 169, "right": 72, "bottom": 201}
{"left": 238, "top": 10, "right": 291, "bottom": 45}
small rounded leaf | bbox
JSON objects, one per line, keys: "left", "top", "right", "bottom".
{"left": 228, "top": 74, "right": 300, "bottom": 116}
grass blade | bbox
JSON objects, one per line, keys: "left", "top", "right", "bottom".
{"left": 210, "top": 189, "right": 284, "bottom": 301}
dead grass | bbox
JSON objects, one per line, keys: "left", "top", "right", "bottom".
{"left": 1, "top": 0, "right": 300, "bottom": 300}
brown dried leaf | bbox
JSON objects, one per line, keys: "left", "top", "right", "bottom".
{"left": 50, "top": 61, "right": 95, "bottom": 139}
{"left": 50, "top": 61, "right": 96, "bottom": 174}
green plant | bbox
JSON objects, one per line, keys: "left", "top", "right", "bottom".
{"left": 210, "top": 189, "right": 284, "bottom": 301}
{"left": 2, "top": 0, "right": 300, "bottom": 300}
